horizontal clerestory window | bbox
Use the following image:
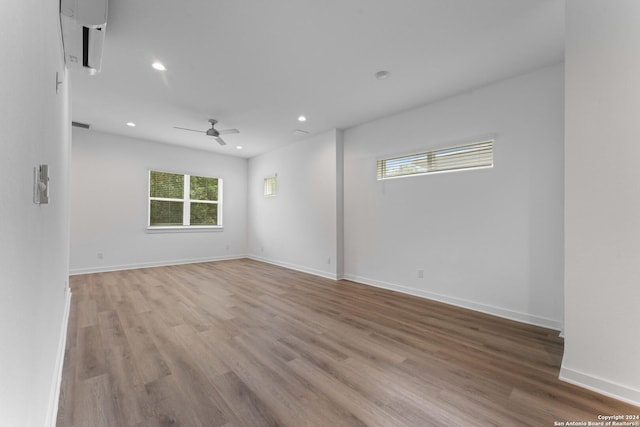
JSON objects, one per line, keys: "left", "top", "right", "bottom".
{"left": 377, "top": 140, "right": 493, "bottom": 180}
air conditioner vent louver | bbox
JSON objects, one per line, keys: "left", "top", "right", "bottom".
{"left": 72, "top": 121, "right": 91, "bottom": 129}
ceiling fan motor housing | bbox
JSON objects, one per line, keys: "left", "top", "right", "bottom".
{"left": 206, "top": 119, "right": 220, "bottom": 137}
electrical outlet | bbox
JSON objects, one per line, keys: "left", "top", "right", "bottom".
{"left": 97, "top": 252, "right": 104, "bottom": 259}
{"left": 417, "top": 269, "right": 424, "bottom": 279}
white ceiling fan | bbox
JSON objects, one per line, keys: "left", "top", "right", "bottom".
{"left": 174, "top": 119, "right": 239, "bottom": 146}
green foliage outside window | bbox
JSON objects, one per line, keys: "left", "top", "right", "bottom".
{"left": 150, "top": 200, "right": 183, "bottom": 226}
{"left": 150, "top": 171, "right": 184, "bottom": 198}
{"left": 190, "top": 202, "right": 218, "bottom": 225}
{"left": 190, "top": 176, "right": 218, "bottom": 201}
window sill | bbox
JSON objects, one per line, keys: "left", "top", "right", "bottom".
{"left": 146, "top": 226, "right": 224, "bottom": 233}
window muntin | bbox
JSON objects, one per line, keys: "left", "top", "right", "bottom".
{"left": 148, "top": 170, "right": 222, "bottom": 228}
{"left": 377, "top": 140, "right": 493, "bottom": 180}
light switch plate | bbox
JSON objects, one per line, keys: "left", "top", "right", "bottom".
{"left": 34, "top": 164, "right": 50, "bottom": 204}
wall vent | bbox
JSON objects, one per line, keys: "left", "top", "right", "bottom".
{"left": 72, "top": 121, "right": 91, "bottom": 129}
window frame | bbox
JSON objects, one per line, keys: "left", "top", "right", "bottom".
{"left": 147, "top": 170, "right": 223, "bottom": 231}
{"left": 376, "top": 139, "right": 494, "bottom": 181}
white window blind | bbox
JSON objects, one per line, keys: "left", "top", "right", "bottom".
{"left": 377, "top": 140, "right": 493, "bottom": 180}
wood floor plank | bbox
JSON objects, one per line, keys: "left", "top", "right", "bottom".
{"left": 75, "top": 325, "right": 107, "bottom": 381}
{"left": 144, "top": 374, "right": 205, "bottom": 427}
{"left": 211, "top": 370, "right": 281, "bottom": 427}
{"left": 73, "top": 374, "right": 120, "bottom": 427}
{"left": 122, "top": 322, "right": 172, "bottom": 385}
{"left": 286, "top": 357, "right": 409, "bottom": 427}
{"left": 141, "top": 311, "right": 234, "bottom": 426}
{"left": 281, "top": 334, "right": 444, "bottom": 425}
{"left": 98, "top": 310, "right": 149, "bottom": 426}
{"left": 57, "top": 259, "right": 640, "bottom": 426}
{"left": 213, "top": 334, "right": 365, "bottom": 427}
{"left": 172, "top": 323, "right": 230, "bottom": 376}
{"left": 76, "top": 299, "right": 98, "bottom": 328}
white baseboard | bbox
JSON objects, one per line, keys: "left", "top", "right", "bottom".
{"left": 46, "top": 287, "right": 72, "bottom": 427}
{"left": 342, "top": 273, "right": 563, "bottom": 331}
{"left": 69, "top": 254, "right": 246, "bottom": 275}
{"left": 560, "top": 366, "right": 640, "bottom": 407}
{"left": 248, "top": 255, "right": 339, "bottom": 280}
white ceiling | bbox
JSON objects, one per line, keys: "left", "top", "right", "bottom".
{"left": 70, "top": 0, "right": 564, "bottom": 158}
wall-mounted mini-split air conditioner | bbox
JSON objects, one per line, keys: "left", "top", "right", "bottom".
{"left": 60, "top": 0, "right": 108, "bottom": 75}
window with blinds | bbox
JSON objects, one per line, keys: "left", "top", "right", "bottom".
{"left": 263, "top": 175, "right": 277, "bottom": 197}
{"left": 377, "top": 140, "right": 493, "bottom": 180}
{"left": 148, "top": 170, "right": 222, "bottom": 228}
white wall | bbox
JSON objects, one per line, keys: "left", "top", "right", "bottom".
{"left": 562, "top": 0, "right": 640, "bottom": 406}
{"left": 247, "top": 129, "right": 343, "bottom": 279}
{"left": 0, "top": 1, "right": 71, "bottom": 426}
{"left": 70, "top": 129, "right": 247, "bottom": 273}
{"left": 343, "top": 64, "right": 565, "bottom": 330}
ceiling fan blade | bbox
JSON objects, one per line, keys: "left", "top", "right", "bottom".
{"left": 173, "top": 126, "right": 205, "bottom": 133}
{"left": 215, "top": 136, "right": 227, "bottom": 146}
{"left": 218, "top": 128, "right": 240, "bottom": 135}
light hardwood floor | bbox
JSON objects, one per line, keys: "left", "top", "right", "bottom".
{"left": 57, "top": 259, "right": 638, "bottom": 426}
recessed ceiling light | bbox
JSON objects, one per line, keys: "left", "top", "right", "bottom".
{"left": 152, "top": 62, "right": 166, "bottom": 71}
{"left": 236, "top": 145, "right": 243, "bottom": 150}
{"left": 126, "top": 122, "right": 136, "bottom": 127}
{"left": 297, "top": 115, "right": 307, "bottom": 122}
{"left": 375, "top": 70, "right": 390, "bottom": 80}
